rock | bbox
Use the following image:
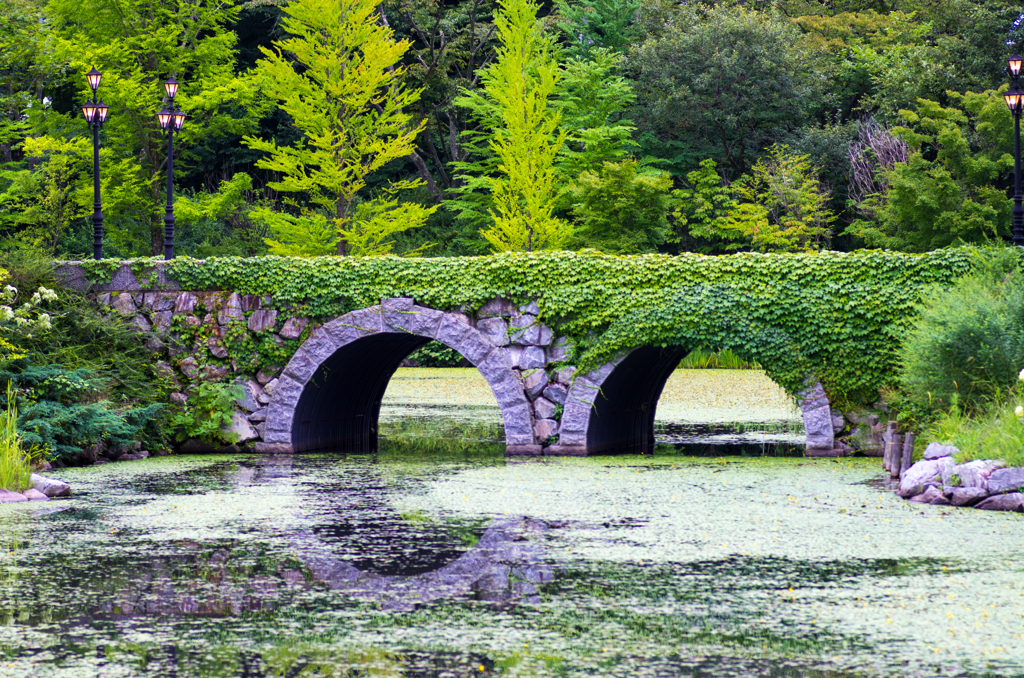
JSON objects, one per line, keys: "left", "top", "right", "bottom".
{"left": 521, "top": 369, "right": 548, "bottom": 400}
{"left": 949, "top": 487, "right": 988, "bottom": 507}
{"left": 131, "top": 314, "right": 152, "bottom": 331}
{"left": 179, "top": 357, "right": 199, "bottom": 380}
{"left": 803, "top": 405, "right": 835, "bottom": 451}
{"left": 20, "top": 488, "right": 47, "bottom": 501}
{"left": 846, "top": 409, "right": 880, "bottom": 428}
{"left": 478, "top": 297, "right": 516, "bottom": 317}
{"left": 0, "top": 490, "right": 28, "bottom": 503}
{"left": 256, "top": 367, "right": 279, "bottom": 385}
{"left": 153, "top": 310, "right": 174, "bottom": 332}
{"left": 974, "top": 492, "right": 1024, "bottom": 512}
{"left": 548, "top": 337, "right": 572, "bottom": 362}
{"left": 831, "top": 409, "right": 845, "bottom": 432}
{"left": 542, "top": 383, "right": 568, "bottom": 405}
{"left": 248, "top": 407, "right": 268, "bottom": 422}
{"left": 239, "top": 294, "right": 261, "bottom": 312}
{"left": 179, "top": 439, "right": 217, "bottom": 454}
{"left": 201, "top": 364, "right": 229, "bottom": 380}
{"left": 505, "top": 346, "right": 525, "bottom": 368}
{"left": 953, "top": 459, "right": 1004, "bottom": 490}
{"left": 116, "top": 453, "right": 146, "bottom": 462}
{"left": 279, "top": 317, "right": 308, "bottom": 339}
{"left": 207, "top": 337, "right": 229, "bottom": 359}
{"left": 520, "top": 346, "right": 546, "bottom": 369}
{"left": 215, "top": 444, "right": 242, "bottom": 454}
{"left": 224, "top": 411, "right": 258, "bottom": 443}
{"left": 31, "top": 474, "right": 71, "bottom": 498}
{"left": 174, "top": 292, "right": 197, "bottom": 314}
{"left": 34, "top": 461, "right": 52, "bottom": 472}
{"left": 247, "top": 309, "right": 278, "bottom": 333}
{"left": 237, "top": 380, "right": 261, "bottom": 412}
{"left": 111, "top": 292, "right": 137, "bottom": 315}
{"left": 510, "top": 315, "right": 540, "bottom": 345}
{"left": 476, "top": 317, "right": 509, "bottom": 346}
{"left": 519, "top": 301, "right": 540, "bottom": 315}
{"left": 144, "top": 336, "right": 166, "bottom": 353}
{"left": 898, "top": 458, "right": 953, "bottom": 498}
{"left": 93, "top": 459, "right": 108, "bottom": 465}
{"left": 218, "top": 292, "right": 245, "bottom": 324}
{"left": 987, "top": 467, "right": 1024, "bottom": 495}
{"left": 910, "top": 485, "right": 949, "bottom": 505}
{"left": 534, "top": 419, "right": 558, "bottom": 441}
{"left": 534, "top": 397, "right": 557, "bottom": 420}
{"left": 170, "top": 391, "right": 188, "bottom": 406}
{"left": 259, "top": 378, "right": 279, "bottom": 404}
{"left": 923, "top": 443, "right": 958, "bottom": 460}
{"left": 553, "top": 367, "right": 575, "bottom": 384}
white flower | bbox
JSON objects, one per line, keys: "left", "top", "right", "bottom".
{"left": 37, "top": 286, "right": 57, "bottom": 302}
{"left": 1016, "top": 405, "right": 1023, "bottom": 418}
{"left": 0, "top": 306, "right": 12, "bottom": 322}
{"left": 1018, "top": 367, "right": 1024, "bottom": 381}
{"left": 30, "top": 291, "right": 41, "bottom": 305}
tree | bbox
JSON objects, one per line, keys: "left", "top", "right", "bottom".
{"left": 244, "top": 0, "right": 436, "bottom": 256}
{"left": 670, "top": 159, "right": 741, "bottom": 253}
{"left": 626, "top": 6, "right": 823, "bottom": 178}
{"left": 567, "top": 159, "right": 672, "bottom": 253}
{"left": 555, "top": 0, "right": 642, "bottom": 58}
{"left": 454, "top": 0, "right": 570, "bottom": 252}
{"left": 846, "top": 89, "right": 1014, "bottom": 251}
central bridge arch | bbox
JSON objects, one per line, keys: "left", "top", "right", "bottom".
{"left": 262, "top": 298, "right": 536, "bottom": 454}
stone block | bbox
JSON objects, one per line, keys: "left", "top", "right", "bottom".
{"left": 254, "top": 442, "right": 294, "bottom": 454}
{"left": 545, "top": 444, "right": 588, "bottom": 456}
{"left": 344, "top": 307, "right": 383, "bottom": 334}
{"left": 543, "top": 383, "right": 568, "bottom": 405}
{"left": 218, "top": 292, "right": 245, "bottom": 324}
{"left": 519, "top": 346, "right": 546, "bottom": 369}
{"left": 554, "top": 366, "right": 576, "bottom": 384}
{"left": 478, "top": 297, "right": 516, "bottom": 317}
{"left": 111, "top": 292, "right": 137, "bottom": 315}
{"left": 974, "top": 492, "right": 1024, "bottom": 512}
{"left": 109, "top": 263, "right": 141, "bottom": 291}
{"left": 506, "top": 444, "right": 543, "bottom": 456}
{"left": 899, "top": 458, "right": 954, "bottom": 498}
{"left": 248, "top": 309, "right": 278, "bottom": 333}
{"left": 909, "top": 485, "right": 949, "bottom": 505}
{"left": 923, "top": 443, "right": 958, "bottom": 460}
{"left": 175, "top": 292, "right": 197, "bottom": 314}
{"left": 798, "top": 380, "right": 830, "bottom": 412}
{"left": 132, "top": 314, "right": 152, "bottom": 331}
{"left": 831, "top": 410, "right": 845, "bottom": 432}
{"left": 240, "top": 294, "right": 261, "bottom": 312}
{"left": 534, "top": 397, "right": 557, "bottom": 420}
{"left": 208, "top": 337, "right": 228, "bottom": 359}
{"left": 501, "top": 402, "right": 534, "bottom": 442}
{"left": 284, "top": 350, "right": 320, "bottom": 384}
{"left": 949, "top": 487, "right": 988, "bottom": 507}
{"left": 23, "top": 488, "right": 49, "bottom": 501}
{"left": 237, "top": 380, "right": 261, "bottom": 412}
{"left": 505, "top": 346, "right": 524, "bottom": 368}
{"left": 256, "top": 367, "right": 279, "bottom": 385}
{"left": 179, "top": 357, "right": 199, "bottom": 380}
{"left": 476, "top": 317, "right": 509, "bottom": 346}
{"left": 521, "top": 369, "right": 548, "bottom": 400}
{"left": 436, "top": 314, "right": 473, "bottom": 350}
{"left": 201, "top": 364, "right": 229, "bottom": 381}
{"left": 987, "top": 467, "right": 1024, "bottom": 494}
{"left": 248, "top": 408, "right": 268, "bottom": 422}
{"left": 381, "top": 296, "right": 414, "bottom": 311}
{"left": 954, "top": 459, "right": 1005, "bottom": 490}
{"left": 224, "top": 411, "right": 258, "bottom": 443}
{"left": 258, "top": 378, "right": 279, "bottom": 404}
{"left": 803, "top": 405, "right": 834, "bottom": 450}
{"left": 534, "top": 419, "right": 559, "bottom": 441}
{"left": 406, "top": 306, "right": 445, "bottom": 337}
{"left": 458, "top": 333, "right": 493, "bottom": 365}
{"left": 488, "top": 375, "right": 526, "bottom": 408}
{"left": 279, "top": 316, "right": 308, "bottom": 339}
{"left": 510, "top": 315, "right": 541, "bottom": 345}
{"left": 153, "top": 311, "right": 173, "bottom": 331}
{"left": 548, "top": 337, "right": 572, "bottom": 362}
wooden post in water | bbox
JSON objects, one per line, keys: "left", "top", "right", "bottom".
{"left": 882, "top": 421, "right": 898, "bottom": 472}
{"left": 890, "top": 434, "right": 904, "bottom": 479}
{"left": 900, "top": 432, "right": 915, "bottom": 479}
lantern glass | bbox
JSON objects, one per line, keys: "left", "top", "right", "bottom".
{"left": 156, "top": 107, "right": 173, "bottom": 130}
{"left": 96, "top": 101, "right": 109, "bottom": 123}
{"left": 85, "top": 67, "right": 102, "bottom": 92}
{"left": 1011, "top": 53, "right": 1023, "bottom": 78}
{"left": 1006, "top": 91, "right": 1023, "bottom": 114}
{"left": 82, "top": 101, "right": 98, "bottom": 123}
{"left": 164, "top": 77, "right": 180, "bottom": 99}
{"left": 172, "top": 108, "right": 187, "bottom": 130}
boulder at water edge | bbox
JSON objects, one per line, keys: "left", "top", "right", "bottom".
{"left": 974, "top": 493, "right": 1024, "bottom": 512}
{"left": 30, "top": 473, "right": 71, "bottom": 498}
{"left": 952, "top": 459, "right": 1004, "bottom": 490}
{"left": 899, "top": 458, "right": 954, "bottom": 498}
{"left": 0, "top": 489, "right": 28, "bottom": 503}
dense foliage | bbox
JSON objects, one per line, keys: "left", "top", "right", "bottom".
{"left": 1, "top": 0, "right": 1020, "bottom": 258}
{"left": 76, "top": 248, "right": 979, "bottom": 407}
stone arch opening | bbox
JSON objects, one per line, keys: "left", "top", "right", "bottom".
{"left": 262, "top": 298, "right": 535, "bottom": 454}
{"left": 559, "top": 346, "right": 827, "bottom": 456}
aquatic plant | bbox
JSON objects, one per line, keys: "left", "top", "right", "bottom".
{"left": 677, "top": 347, "right": 760, "bottom": 370}
{"left": 0, "top": 383, "right": 32, "bottom": 491}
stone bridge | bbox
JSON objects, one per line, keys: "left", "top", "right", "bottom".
{"left": 56, "top": 260, "right": 847, "bottom": 457}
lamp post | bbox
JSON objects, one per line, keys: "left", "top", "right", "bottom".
{"left": 81, "top": 68, "right": 109, "bottom": 260}
{"left": 1008, "top": 52, "right": 1023, "bottom": 246}
{"left": 157, "top": 76, "right": 186, "bottom": 260}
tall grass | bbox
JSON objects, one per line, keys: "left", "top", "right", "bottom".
{"left": 0, "top": 383, "right": 31, "bottom": 492}
{"left": 928, "top": 392, "right": 1024, "bottom": 468}
{"left": 677, "top": 348, "right": 760, "bottom": 370}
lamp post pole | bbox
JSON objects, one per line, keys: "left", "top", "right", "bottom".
{"left": 1007, "top": 51, "right": 1023, "bottom": 246}
{"left": 81, "top": 68, "right": 109, "bottom": 260}
{"left": 157, "top": 77, "right": 186, "bottom": 260}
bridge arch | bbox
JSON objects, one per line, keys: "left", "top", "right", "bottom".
{"left": 262, "top": 298, "right": 535, "bottom": 454}
{"left": 558, "top": 346, "right": 833, "bottom": 455}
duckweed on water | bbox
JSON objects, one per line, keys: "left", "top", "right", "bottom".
{"left": 0, "top": 448, "right": 1022, "bottom": 677}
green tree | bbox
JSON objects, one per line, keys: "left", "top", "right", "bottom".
{"left": 556, "top": 0, "right": 641, "bottom": 58}
{"left": 847, "top": 89, "right": 1014, "bottom": 251}
{"left": 670, "top": 158, "right": 741, "bottom": 253}
{"left": 567, "top": 159, "right": 672, "bottom": 253}
{"left": 244, "top": 0, "right": 436, "bottom": 256}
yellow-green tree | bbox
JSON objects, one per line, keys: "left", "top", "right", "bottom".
{"left": 463, "top": 0, "right": 570, "bottom": 252}
{"left": 244, "top": 0, "right": 435, "bottom": 256}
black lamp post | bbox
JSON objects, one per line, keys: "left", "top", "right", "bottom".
{"left": 1008, "top": 52, "right": 1023, "bottom": 246}
{"left": 157, "top": 76, "right": 186, "bottom": 260}
{"left": 81, "top": 68, "right": 109, "bottom": 260}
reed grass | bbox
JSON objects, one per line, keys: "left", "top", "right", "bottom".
{"left": 677, "top": 348, "right": 760, "bottom": 370}
{"left": 0, "top": 383, "right": 32, "bottom": 492}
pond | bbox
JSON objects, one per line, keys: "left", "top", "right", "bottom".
{"left": 1, "top": 369, "right": 1022, "bottom": 677}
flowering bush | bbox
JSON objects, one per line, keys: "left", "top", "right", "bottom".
{"left": 0, "top": 269, "right": 58, "bottom": 361}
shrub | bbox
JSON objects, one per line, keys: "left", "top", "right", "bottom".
{"left": 169, "top": 382, "right": 244, "bottom": 444}
{"left": 405, "top": 341, "right": 468, "bottom": 367}
{"left": 928, "top": 393, "right": 1024, "bottom": 468}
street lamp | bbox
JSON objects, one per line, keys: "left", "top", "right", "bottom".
{"left": 82, "top": 68, "right": 109, "bottom": 260}
{"left": 1008, "top": 52, "right": 1023, "bottom": 246}
{"left": 157, "top": 77, "right": 186, "bottom": 259}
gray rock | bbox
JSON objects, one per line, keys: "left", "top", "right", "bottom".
{"left": 93, "top": 459, "right": 108, "bottom": 465}
{"left": 542, "top": 383, "right": 568, "bottom": 405}
{"left": 144, "top": 336, "right": 166, "bottom": 353}
{"left": 949, "top": 487, "right": 988, "bottom": 507}
{"left": 259, "top": 378, "right": 279, "bottom": 404}
{"left": 510, "top": 315, "right": 541, "bottom": 345}
{"left": 31, "top": 474, "right": 71, "bottom": 498}
{"left": 898, "top": 458, "right": 954, "bottom": 498}
{"left": 256, "top": 367, "right": 279, "bottom": 385}
{"left": 505, "top": 346, "right": 524, "bottom": 368}
{"left": 534, "top": 419, "right": 558, "bottom": 441}
{"left": 207, "top": 337, "right": 229, "bottom": 359}
{"left": 116, "top": 453, "right": 146, "bottom": 462}
{"left": 476, "top": 317, "right": 509, "bottom": 346}
{"left": 22, "top": 488, "right": 48, "bottom": 501}
{"left": 225, "top": 412, "right": 258, "bottom": 443}
{"left": 248, "top": 408, "right": 268, "bottom": 422}
{"left": 169, "top": 391, "right": 188, "bottom": 406}
{"left": 553, "top": 367, "right": 576, "bottom": 384}
{"left": 111, "top": 292, "right": 137, "bottom": 315}
{"left": 153, "top": 311, "right": 174, "bottom": 331}
{"left": 131, "top": 314, "right": 151, "bottom": 331}
{"left": 237, "top": 380, "right": 261, "bottom": 412}
{"left": 279, "top": 317, "right": 308, "bottom": 339}
{"left": 910, "top": 485, "right": 949, "bottom": 505}
{"left": 201, "top": 364, "right": 229, "bottom": 380}
{"left": 0, "top": 490, "right": 27, "bottom": 503}
{"left": 987, "top": 467, "right": 1024, "bottom": 495}
{"left": 521, "top": 369, "right": 548, "bottom": 400}
{"left": 534, "top": 397, "right": 557, "bottom": 420}
{"left": 247, "top": 309, "right": 278, "bottom": 333}
{"left": 923, "top": 442, "right": 958, "bottom": 460}
{"left": 175, "top": 292, "right": 197, "bottom": 314}
{"left": 478, "top": 297, "right": 516, "bottom": 317}
{"left": 240, "top": 294, "right": 261, "bottom": 312}
{"left": 218, "top": 292, "right": 245, "bottom": 324}
{"left": 548, "top": 337, "right": 572, "bottom": 362}
{"left": 831, "top": 409, "right": 845, "bottom": 432}
{"left": 953, "top": 459, "right": 1004, "bottom": 489}
{"left": 520, "top": 346, "right": 546, "bottom": 369}
{"left": 974, "top": 492, "right": 1024, "bottom": 512}
{"left": 179, "top": 357, "right": 199, "bottom": 380}
{"left": 179, "top": 439, "right": 217, "bottom": 454}
{"left": 803, "top": 405, "right": 835, "bottom": 451}
{"left": 519, "top": 301, "right": 540, "bottom": 315}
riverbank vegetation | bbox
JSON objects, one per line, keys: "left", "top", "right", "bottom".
{"left": 0, "top": 0, "right": 1020, "bottom": 259}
